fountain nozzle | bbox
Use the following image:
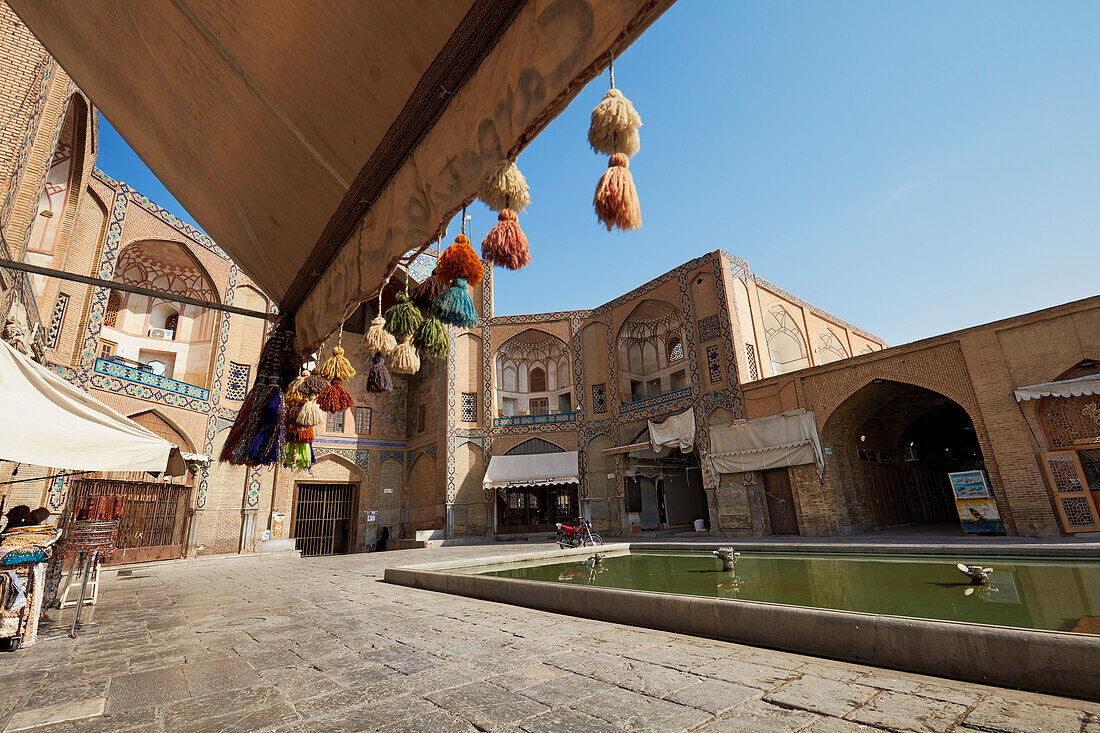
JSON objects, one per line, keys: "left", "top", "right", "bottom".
{"left": 957, "top": 563, "right": 993, "bottom": 585}
{"left": 713, "top": 547, "right": 740, "bottom": 572}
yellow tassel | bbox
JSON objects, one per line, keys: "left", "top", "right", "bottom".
{"left": 319, "top": 345, "right": 356, "bottom": 381}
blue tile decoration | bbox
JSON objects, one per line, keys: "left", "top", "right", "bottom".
{"left": 697, "top": 314, "right": 720, "bottom": 343}
{"left": 94, "top": 357, "right": 210, "bottom": 400}
{"left": 592, "top": 383, "right": 607, "bottom": 414}
{"left": 619, "top": 388, "right": 692, "bottom": 414}
{"left": 226, "top": 362, "right": 250, "bottom": 401}
{"left": 46, "top": 293, "right": 68, "bottom": 348}
{"left": 493, "top": 412, "right": 577, "bottom": 427}
{"left": 461, "top": 392, "right": 477, "bottom": 423}
{"left": 707, "top": 345, "right": 723, "bottom": 383}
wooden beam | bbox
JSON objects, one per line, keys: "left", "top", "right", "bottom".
{"left": 602, "top": 442, "right": 650, "bottom": 457}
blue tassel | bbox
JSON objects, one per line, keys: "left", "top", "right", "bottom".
{"left": 246, "top": 387, "right": 285, "bottom": 465}
{"left": 432, "top": 278, "right": 478, "bottom": 328}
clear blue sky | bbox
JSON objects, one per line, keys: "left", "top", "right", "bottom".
{"left": 96, "top": 1, "right": 1100, "bottom": 345}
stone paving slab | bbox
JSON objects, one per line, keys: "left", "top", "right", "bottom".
{"left": 1, "top": 543, "right": 1097, "bottom": 733}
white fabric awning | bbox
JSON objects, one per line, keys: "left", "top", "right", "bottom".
{"left": 483, "top": 451, "right": 579, "bottom": 489}
{"left": 707, "top": 409, "right": 824, "bottom": 476}
{"left": 1014, "top": 374, "right": 1100, "bottom": 402}
{"left": 0, "top": 339, "right": 172, "bottom": 472}
{"left": 649, "top": 408, "right": 696, "bottom": 454}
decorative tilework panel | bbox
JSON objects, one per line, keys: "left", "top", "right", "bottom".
{"left": 592, "top": 383, "right": 607, "bottom": 414}
{"left": 494, "top": 412, "right": 576, "bottom": 427}
{"left": 697, "top": 314, "right": 720, "bottom": 343}
{"left": 226, "top": 362, "right": 250, "bottom": 401}
{"left": 707, "top": 345, "right": 723, "bottom": 384}
{"left": 93, "top": 358, "right": 211, "bottom": 400}
{"left": 461, "top": 392, "right": 477, "bottom": 423}
{"left": 46, "top": 293, "right": 68, "bottom": 348}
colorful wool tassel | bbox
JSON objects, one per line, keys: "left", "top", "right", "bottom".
{"left": 287, "top": 370, "right": 308, "bottom": 396}
{"left": 319, "top": 345, "right": 355, "bottom": 381}
{"left": 432, "top": 278, "right": 478, "bottom": 328}
{"left": 246, "top": 387, "right": 285, "bottom": 466}
{"left": 299, "top": 425, "right": 314, "bottom": 443}
{"left": 364, "top": 315, "right": 397, "bottom": 357}
{"left": 415, "top": 314, "right": 449, "bottom": 359}
{"left": 594, "top": 153, "right": 641, "bottom": 231}
{"left": 292, "top": 442, "right": 313, "bottom": 470}
{"left": 301, "top": 372, "right": 329, "bottom": 397}
{"left": 588, "top": 88, "right": 642, "bottom": 157}
{"left": 384, "top": 291, "right": 423, "bottom": 339}
{"left": 390, "top": 335, "right": 420, "bottom": 375}
{"left": 437, "top": 234, "right": 483, "bottom": 287}
{"left": 477, "top": 159, "right": 531, "bottom": 212}
{"left": 411, "top": 267, "right": 447, "bottom": 310}
{"left": 366, "top": 352, "right": 393, "bottom": 393}
{"left": 317, "top": 377, "right": 354, "bottom": 413}
{"left": 481, "top": 209, "right": 530, "bottom": 271}
{"left": 296, "top": 398, "right": 324, "bottom": 427}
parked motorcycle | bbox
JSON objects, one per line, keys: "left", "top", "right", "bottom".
{"left": 555, "top": 517, "right": 603, "bottom": 548}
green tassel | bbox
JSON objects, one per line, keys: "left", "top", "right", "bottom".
{"left": 384, "top": 291, "right": 423, "bottom": 339}
{"left": 414, "top": 315, "right": 449, "bottom": 359}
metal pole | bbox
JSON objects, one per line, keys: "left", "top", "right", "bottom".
{"left": 0, "top": 258, "right": 276, "bottom": 321}
{"left": 68, "top": 550, "right": 95, "bottom": 637}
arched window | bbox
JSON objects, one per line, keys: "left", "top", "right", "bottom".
{"left": 529, "top": 367, "right": 546, "bottom": 392}
{"left": 104, "top": 290, "right": 121, "bottom": 327}
{"left": 763, "top": 303, "right": 810, "bottom": 375}
{"left": 668, "top": 337, "right": 684, "bottom": 362}
{"left": 503, "top": 365, "right": 517, "bottom": 392}
{"left": 164, "top": 313, "right": 179, "bottom": 339}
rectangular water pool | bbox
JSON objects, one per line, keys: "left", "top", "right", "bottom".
{"left": 455, "top": 550, "right": 1100, "bottom": 634}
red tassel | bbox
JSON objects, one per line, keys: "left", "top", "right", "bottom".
{"left": 300, "top": 426, "right": 314, "bottom": 443}
{"left": 481, "top": 209, "right": 530, "bottom": 271}
{"left": 437, "top": 234, "right": 483, "bottom": 286}
{"left": 317, "top": 378, "right": 355, "bottom": 412}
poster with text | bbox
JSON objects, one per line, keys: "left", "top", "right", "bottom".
{"left": 949, "top": 470, "right": 1004, "bottom": 534}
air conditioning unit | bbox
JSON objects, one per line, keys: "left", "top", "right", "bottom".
{"left": 148, "top": 328, "right": 174, "bottom": 340}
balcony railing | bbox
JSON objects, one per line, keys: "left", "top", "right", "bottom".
{"left": 494, "top": 412, "right": 576, "bottom": 427}
{"left": 94, "top": 357, "right": 210, "bottom": 400}
{"left": 619, "top": 387, "right": 692, "bottom": 414}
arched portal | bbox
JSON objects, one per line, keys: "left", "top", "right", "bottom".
{"left": 494, "top": 329, "right": 572, "bottom": 418}
{"left": 623, "top": 427, "right": 707, "bottom": 531}
{"left": 617, "top": 300, "right": 687, "bottom": 403}
{"left": 821, "top": 380, "right": 998, "bottom": 534}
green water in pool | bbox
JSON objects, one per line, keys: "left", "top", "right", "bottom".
{"left": 457, "top": 550, "right": 1100, "bottom": 633}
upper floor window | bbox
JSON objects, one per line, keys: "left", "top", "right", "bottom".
{"left": 529, "top": 367, "right": 546, "bottom": 392}
{"left": 668, "top": 337, "right": 684, "bottom": 362}
{"left": 355, "top": 406, "right": 372, "bottom": 435}
{"left": 326, "top": 410, "right": 346, "bottom": 433}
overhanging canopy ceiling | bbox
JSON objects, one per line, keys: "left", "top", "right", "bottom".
{"left": 11, "top": 0, "right": 674, "bottom": 350}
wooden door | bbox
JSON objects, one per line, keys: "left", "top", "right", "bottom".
{"left": 1040, "top": 451, "right": 1100, "bottom": 533}
{"left": 762, "top": 469, "right": 799, "bottom": 535}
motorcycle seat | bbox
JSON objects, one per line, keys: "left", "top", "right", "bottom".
{"left": 558, "top": 524, "right": 580, "bottom": 533}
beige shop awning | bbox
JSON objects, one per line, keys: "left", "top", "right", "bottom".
{"left": 1013, "top": 374, "right": 1100, "bottom": 402}
{"left": 483, "top": 451, "right": 579, "bottom": 490}
{"left": 707, "top": 409, "right": 824, "bottom": 476}
{"left": 10, "top": 0, "right": 676, "bottom": 351}
{"left": 0, "top": 339, "right": 172, "bottom": 473}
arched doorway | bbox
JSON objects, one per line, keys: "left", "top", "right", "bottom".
{"left": 823, "top": 380, "right": 995, "bottom": 534}
{"left": 624, "top": 428, "right": 707, "bottom": 531}
{"left": 495, "top": 438, "right": 577, "bottom": 533}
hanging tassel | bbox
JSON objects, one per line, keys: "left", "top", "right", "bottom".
{"left": 477, "top": 159, "right": 531, "bottom": 212}
{"left": 415, "top": 314, "right": 449, "bottom": 359}
{"left": 284, "top": 441, "right": 297, "bottom": 469}
{"left": 481, "top": 209, "right": 530, "bottom": 271}
{"left": 301, "top": 372, "right": 329, "bottom": 397}
{"left": 411, "top": 267, "right": 447, "bottom": 310}
{"left": 319, "top": 345, "right": 355, "bottom": 381}
{"left": 294, "top": 442, "right": 313, "bottom": 470}
{"left": 384, "top": 291, "right": 423, "bottom": 339}
{"left": 390, "top": 335, "right": 420, "bottom": 375}
{"left": 296, "top": 398, "right": 324, "bottom": 427}
{"left": 364, "top": 316, "right": 397, "bottom": 356}
{"left": 299, "top": 425, "right": 314, "bottom": 443}
{"left": 287, "top": 369, "right": 308, "bottom": 396}
{"left": 366, "top": 352, "right": 393, "bottom": 393}
{"left": 589, "top": 88, "right": 642, "bottom": 157}
{"left": 317, "top": 377, "right": 354, "bottom": 413}
{"left": 594, "top": 153, "right": 641, "bottom": 231}
{"left": 432, "top": 278, "right": 478, "bottom": 328}
{"left": 220, "top": 383, "right": 263, "bottom": 464}
{"left": 437, "top": 235, "right": 483, "bottom": 286}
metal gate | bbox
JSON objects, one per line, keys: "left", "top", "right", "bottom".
{"left": 293, "top": 483, "right": 355, "bottom": 556}
{"left": 67, "top": 479, "right": 190, "bottom": 564}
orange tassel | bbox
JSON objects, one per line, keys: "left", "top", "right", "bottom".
{"left": 481, "top": 209, "right": 530, "bottom": 271}
{"left": 437, "top": 234, "right": 483, "bottom": 286}
{"left": 594, "top": 153, "right": 641, "bottom": 231}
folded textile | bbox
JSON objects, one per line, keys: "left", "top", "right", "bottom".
{"left": 1, "top": 548, "right": 49, "bottom": 566}
{"left": 1, "top": 571, "right": 26, "bottom": 611}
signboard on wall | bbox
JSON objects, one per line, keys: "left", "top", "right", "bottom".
{"left": 948, "top": 470, "right": 1004, "bottom": 535}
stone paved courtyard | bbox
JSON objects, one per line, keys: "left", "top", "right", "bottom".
{"left": 2, "top": 543, "right": 1099, "bottom": 732}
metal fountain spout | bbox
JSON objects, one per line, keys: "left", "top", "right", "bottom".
{"left": 589, "top": 553, "right": 605, "bottom": 566}
{"left": 957, "top": 563, "right": 993, "bottom": 585}
{"left": 713, "top": 547, "right": 740, "bottom": 572}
